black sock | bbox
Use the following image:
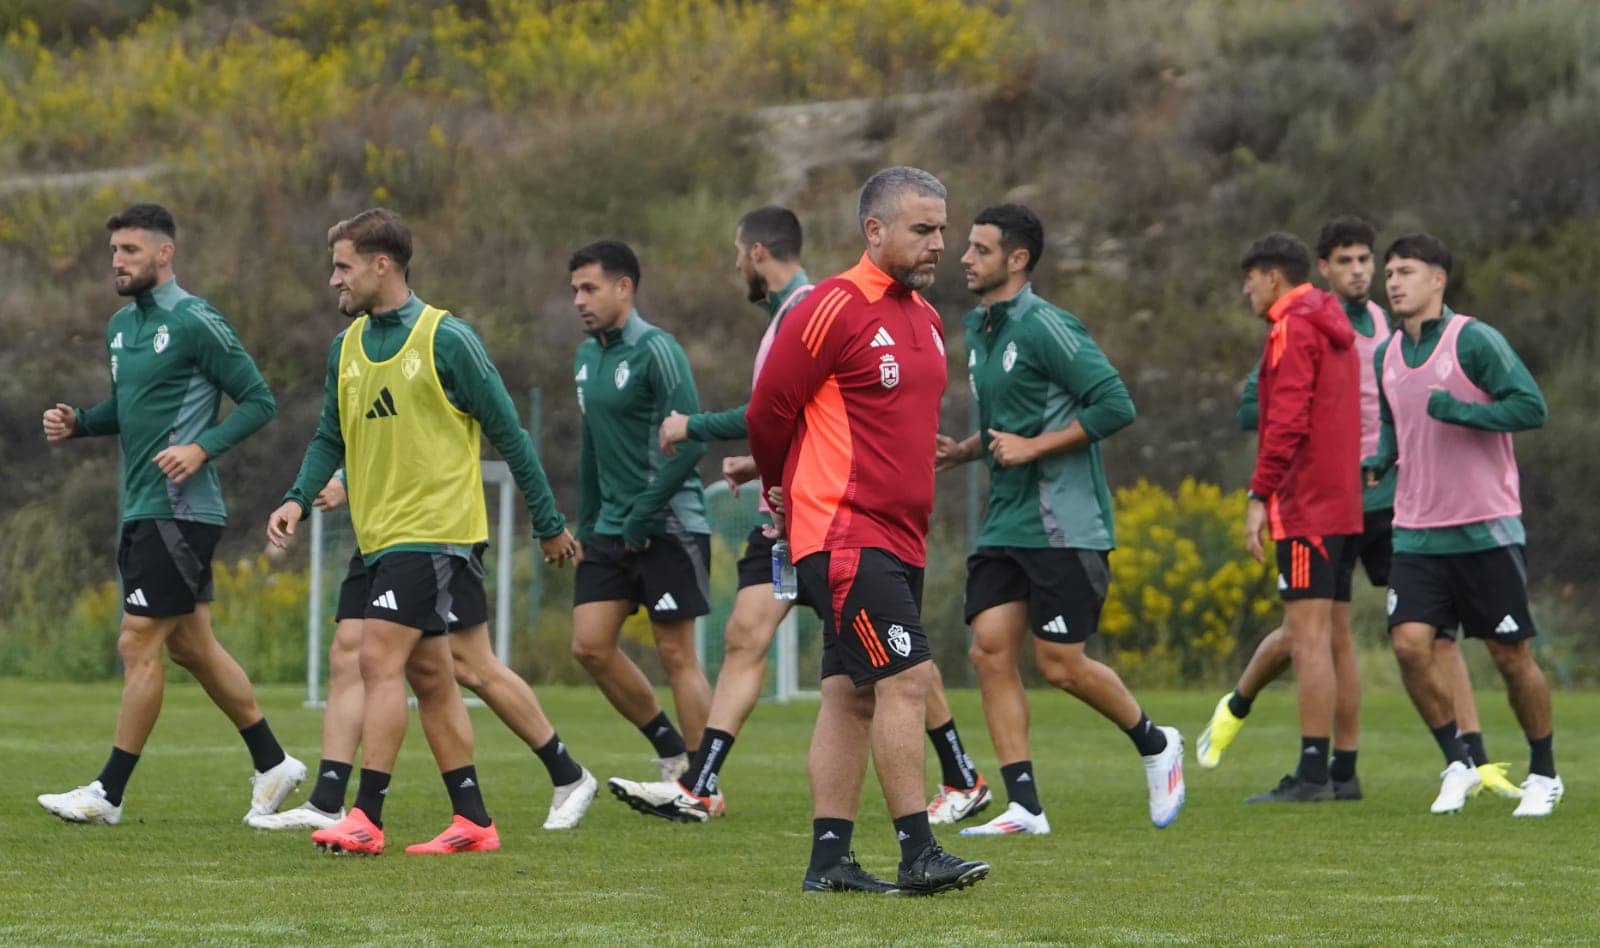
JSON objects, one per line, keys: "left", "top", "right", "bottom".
{"left": 893, "top": 811, "right": 935, "bottom": 869}
{"left": 926, "top": 719, "right": 978, "bottom": 790}
{"left": 1430, "top": 720, "right": 1469, "bottom": 766}
{"left": 353, "top": 768, "right": 391, "bottom": 827}
{"left": 1124, "top": 712, "right": 1168, "bottom": 756}
{"left": 1528, "top": 733, "right": 1555, "bottom": 778}
{"left": 1297, "top": 737, "right": 1331, "bottom": 784}
{"left": 442, "top": 765, "right": 491, "bottom": 828}
{"left": 307, "top": 759, "right": 353, "bottom": 813}
{"left": 681, "top": 728, "right": 735, "bottom": 797}
{"left": 1227, "top": 690, "right": 1255, "bottom": 719}
{"left": 1459, "top": 731, "right": 1489, "bottom": 768}
{"left": 1330, "top": 749, "right": 1358, "bottom": 783}
{"left": 638, "top": 711, "right": 686, "bottom": 759}
{"left": 1000, "top": 760, "right": 1042, "bottom": 815}
{"left": 96, "top": 747, "right": 139, "bottom": 806}
{"left": 239, "top": 718, "right": 287, "bottom": 773}
{"left": 533, "top": 733, "right": 584, "bottom": 788}
{"left": 807, "top": 818, "right": 853, "bottom": 876}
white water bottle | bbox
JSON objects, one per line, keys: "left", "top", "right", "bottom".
{"left": 771, "top": 539, "right": 798, "bottom": 601}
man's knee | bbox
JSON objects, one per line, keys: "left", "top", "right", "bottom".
{"left": 1485, "top": 639, "right": 1534, "bottom": 675}
{"left": 1036, "top": 646, "right": 1090, "bottom": 692}
{"left": 570, "top": 633, "right": 614, "bottom": 672}
{"left": 118, "top": 618, "right": 169, "bottom": 670}
{"left": 405, "top": 649, "right": 453, "bottom": 695}
{"left": 1391, "top": 629, "right": 1435, "bottom": 669}
{"left": 652, "top": 623, "right": 700, "bottom": 670}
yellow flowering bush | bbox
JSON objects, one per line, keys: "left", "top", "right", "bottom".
{"left": 1100, "top": 479, "right": 1278, "bottom": 685}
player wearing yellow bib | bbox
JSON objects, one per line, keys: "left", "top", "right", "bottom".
{"left": 268, "top": 209, "right": 581, "bottom": 855}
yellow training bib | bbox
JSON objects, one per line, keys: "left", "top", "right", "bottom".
{"left": 338, "top": 305, "right": 487, "bottom": 552}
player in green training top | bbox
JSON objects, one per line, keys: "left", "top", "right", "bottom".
{"left": 267, "top": 208, "right": 583, "bottom": 854}
{"left": 38, "top": 203, "right": 306, "bottom": 827}
{"left": 936, "top": 204, "right": 1185, "bottom": 835}
{"left": 567, "top": 240, "right": 714, "bottom": 790}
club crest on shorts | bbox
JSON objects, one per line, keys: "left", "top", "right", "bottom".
{"left": 1386, "top": 588, "right": 1398, "bottom": 616}
{"left": 878, "top": 354, "right": 899, "bottom": 389}
{"left": 401, "top": 347, "right": 422, "bottom": 379}
{"left": 153, "top": 324, "right": 170, "bottom": 354}
{"left": 885, "top": 623, "right": 911, "bottom": 657}
{"left": 615, "top": 360, "right": 630, "bottom": 389}
{"left": 1002, "top": 341, "right": 1018, "bottom": 372}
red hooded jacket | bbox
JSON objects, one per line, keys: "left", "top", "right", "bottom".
{"left": 1250, "top": 284, "right": 1363, "bottom": 539}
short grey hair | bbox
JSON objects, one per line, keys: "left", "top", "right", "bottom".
{"left": 858, "top": 166, "right": 947, "bottom": 232}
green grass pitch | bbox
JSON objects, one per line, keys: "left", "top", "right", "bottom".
{"left": 1, "top": 680, "right": 1594, "bottom": 944}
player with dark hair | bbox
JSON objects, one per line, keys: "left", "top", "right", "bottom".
{"left": 39, "top": 203, "right": 305, "bottom": 825}
{"left": 938, "top": 204, "right": 1184, "bottom": 836}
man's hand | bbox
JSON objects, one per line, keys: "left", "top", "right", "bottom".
{"left": 152, "top": 443, "right": 208, "bottom": 484}
{"left": 1426, "top": 386, "right": 1462, "bottom": 423}
{"left": 722, "top": 455, "right": 759, "bottom": 495}
{"left": 539, "top": 528, "right": 582, "bottom": 566}
{"left": 934, "top": 433, "right": 973, "bottom": 472}
{"left": 267, "top": 500, "right": 306, "bottom": 550}
{"left": 1363, "top": 468, "right": 1381, "bottom": 489}
{"left": 42, "top": 403, "right": 77, "bottom": 442}
{"left": 986, "top": 428, "right": 1039, "bottom": 468}
{"left": 658, "top": 411, "right": 691, "bottom": 456}
{"left": 1244, "top": 497, "right": 1269, "bottom": 564}
{"left": 313, "top": 476, "right": 348, "bottom": 511}
{"left": 762, "top": 485, "right": 787, "bottom": 539}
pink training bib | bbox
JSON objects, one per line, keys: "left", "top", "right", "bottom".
{"left": 1383, "top": 314, "right": 1521, "bottom": 529}
{"left": 1352, "top": 301, "right": 1392, "bottom": 460}
{"left": 750, "top": 285, "right": 813, "bottom": 514}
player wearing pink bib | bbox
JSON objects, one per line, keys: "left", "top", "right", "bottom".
{"left": 1368, "top": 233, "right": 1560, "bottom": 817}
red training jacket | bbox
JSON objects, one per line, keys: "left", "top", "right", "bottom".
{"left": 1250, "top": 283, "right": 1363, "bottom": 539}
{"left": 747, "top": 252, "right": 948, "bottom": 567}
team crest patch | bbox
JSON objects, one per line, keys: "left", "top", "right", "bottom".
{"left": 886, "top": 624, "right": 911, "bottom": 658}
{"left": 153, "top": 324, "right": 170, "bottom": 354}
{"left": 401, "top": 347, "right": 422, "bottom": 380}
{"left": 1386, "top": 588, "right": 1398, "bottom": 616}
{"left": 1434, "top": 357, "right": 1455, "bottom": 381}
{"left": 1002, "top": 341, "right": 1018, "bottom": 372}
{"left": 878, "top": 354, "right": 899, "bottom": 389}
{"left": 615, "top": 360, "right": 630, "bottom": 389}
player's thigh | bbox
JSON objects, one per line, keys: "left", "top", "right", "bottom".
{"left": 572, "top": 599, "right": 634, "bottom": 652}
{"left": 724, "top": 584, "right": 791, "bottom": 655}
{"left": 361, "top": 617, "right": 426, "bottom": 678}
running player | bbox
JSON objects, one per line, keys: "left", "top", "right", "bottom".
{"left": 38, "top": 203, "right": 305, "bottom": 826}
{"left": 1199, "top": 216, "right": 1522, "bottom": 800}
{"left": 1369, "top": 233, "right": 1560, "bottom": 816}
{"left": 250, "top": 474, "right": 597, "bottom": 833}
{"left": 267, "top": 208, "right": 582, "bottom": 854}
{"left": 1236, "top": 232, "right": 1362, "bottom": 803}
{"left": 568, "top": 240, "right": 714, "bottom": 786}
{"left": 749, "top": 167, "right": 988, "bottom": 895}
{"left": 935, "top": 204, "right": 1184, "bottom": 836}
{"left": 611, "top": 206, "right": 988, "bottom": 825}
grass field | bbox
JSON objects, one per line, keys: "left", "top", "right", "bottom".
{"left": 1, "top": 680, "right": 1595, "bottom": 944}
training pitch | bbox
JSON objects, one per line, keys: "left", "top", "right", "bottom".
{"left": 1, "top": 680, "right": 1594, "bottom": 944}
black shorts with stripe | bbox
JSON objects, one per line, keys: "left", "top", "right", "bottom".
{"left": 1275, "top": 534, "right": 1360, "bottom": 602}
{"left": 336, "top": 544, "right": 489, "bottom": 634}
{"left": 796, "top": 547, "right": 931, "bottom": 687}
{"left": 118, "top": 518, "right": 222, "bottom": 618}
{"left": 963, "top": 546, "right": 1110, "bottom": 643}
{"left": 573, "top": 531, "right": 711, "bottom": 621}
{"left": 1387, "top": 546, "right": 1537, "bottom": 642}
{"left": 360, "top": 551, "right": 481, "bottom": 635}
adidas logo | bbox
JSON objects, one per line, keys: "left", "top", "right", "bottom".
{"left": 654, "top": 592, "right": 679, "bottom": 612}
{"left": 818, "top": 830, "right": 839, "bottom": 841}
{"left": 125, "top": 588, "right": 149, "bottom": 607}
{"left": 110, "top": 332, "right": 123, "bottom": 349}
{"left": 322, "top": 769, "right": 340, "bottom": 779}
{"left": 1017, "top": 772, "right": 1032, "bottom": 783}
{"left": 870, "top": 326, "right": 896, "bottom": 347}
{"left": 654, "top": 725, "right": 670, "bottom": 737}
{"left": 341, "top": 361, "right": 361, "bottom": 380}
{"left": 371, "top": 590, "right": 399, "bottom": 610}
{"left": 364, "top": 386, "right": 399, "bottom": 419}
{"left": 557, "top": 742, "right": 566, "bottom": 754}
{"left": 1496, "top": 615, "right": 1520, "bottom": 635}
{"left": 1042, "top": 615, "right": 1068, "bottom": 636}
{"left": 378, "top": 787, "right": 389, "bottom": 796}
{"left": 575, "top": 365, "right": 588, "bottom": 382}
{"left": 447, "top": 611, "right": 459, "bottom": 623}
{"left": 1303, "top": 746, "right": 1321, "bottom": 756}
{"left": 896, "top": 830, "right": 910, "bottom": 841}
{"left": 458, "top": 777, "right": 476, "bottom": 789}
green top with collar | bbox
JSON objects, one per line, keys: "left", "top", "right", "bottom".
{"left": 74, "top": 277, "right": 275, "bottom": 525}
{"left": 685, "top": 269, "right": 813, "bottom": 443}
{"left": 963, "top": 284, "right": 1136, "bottom": 550}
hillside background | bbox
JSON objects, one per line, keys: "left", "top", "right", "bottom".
{"left": 2, "top": 0, "right": 1596, "bottom": 682}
